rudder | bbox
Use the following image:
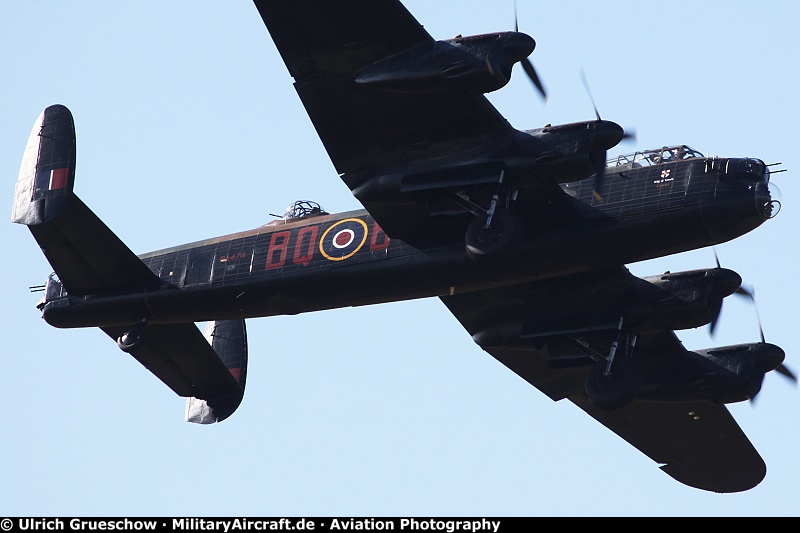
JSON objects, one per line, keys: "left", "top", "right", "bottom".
{"left": 185, "top": 319, "right": 249, "bottom": 424}
{"left": 12, "top": 104, "right": 76, "bottom": 226}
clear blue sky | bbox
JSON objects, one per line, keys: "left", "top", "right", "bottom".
{"left": 2, "top": 0, "right": 800, "bottom": 517}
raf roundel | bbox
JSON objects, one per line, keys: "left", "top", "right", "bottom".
{"left": 319, "top": 218, "right": 369, "bottom": 261}
{"left": 333, "top": 229, "right": 355, "bottom": 249}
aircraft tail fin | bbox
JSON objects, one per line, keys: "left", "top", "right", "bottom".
{"left": 14, "top": 106, "right": 249, "bottom": 423}
{"left": 12, "top": 105, "right": 159, "bottom": 295}
{"left": 12, "top": 104, "right": 76, "bottom": 226}
{"left": 186, "top": 319, "right": 249, "bottom": 424}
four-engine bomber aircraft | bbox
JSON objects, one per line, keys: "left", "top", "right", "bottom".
{"left": 12, "top": 0, "right": 791, "bottom": 493}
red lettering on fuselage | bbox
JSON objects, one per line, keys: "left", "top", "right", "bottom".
{"left": 265, "top": 230, "right": 291, "bottom": 270}
{"left": 370, "top": 222, "right": 390, "bottom": 251}
{"left": 293, "top": 225, "right": 318, "bottom": 267}
{"left": 261, "top": 218, "right": 388, "bottom": 272}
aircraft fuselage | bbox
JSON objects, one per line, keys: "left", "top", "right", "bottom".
{"left": 39, "top": 155, "right": 775, "bottom": 330}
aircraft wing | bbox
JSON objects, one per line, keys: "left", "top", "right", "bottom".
{"left": 253, "top": 0, "right": 533, "bottom": 240}
{"left": 254, "top": 0, "right": 514, "bottom": 177}
{"left": 441, "top": 269, "right": 767, "bottom": 493}
{"left": 570, "top": 385, "right": 765, "bottom": 493}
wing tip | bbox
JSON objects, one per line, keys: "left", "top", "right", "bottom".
{"left": 660, "top": 458, "right": 766, "bottom": 493}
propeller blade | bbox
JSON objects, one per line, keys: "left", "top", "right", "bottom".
{"left": 727, "top": 282, "right": 764, "bottom": 341}
{"left": 580, "top": 69, "right": 601, "bottom": 121}
{"left": 751, "top": 361, "right": 796, "bottom": 406}
{"left": 776, "top": 364, "right": 798, "bottom": 383}
{"left": 735, "top": 285, "right": 755, "bottom": 299}
{"left": 580, "top": 70, "right": 636, "bottom": 143}
{"left": 708, "top": 297, "right": 723, "bottom": 337}
{"left": 589, "top": 148, "right": 607, "bottom": 200}
{"left": 512, "top": 3, "right": 546, "bottom": 101}
{"left": 733, "top": 283, "right": 795, "bottom": 387}
{"left": 748, "top": 374, "right": 765, "bottom": 406}
{"left": 748, "top": 287, "right": 766, "bottom": 343}
{"left": 521, "top": 58, "right": 547, "bottom": 101}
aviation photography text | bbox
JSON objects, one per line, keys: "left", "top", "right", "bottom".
{"left": 6, "top": 519, "right": 504, "bottom": 533}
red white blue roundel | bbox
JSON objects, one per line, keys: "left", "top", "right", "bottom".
{"left": 319, "top": 218, "right": 368, "bottom": 261}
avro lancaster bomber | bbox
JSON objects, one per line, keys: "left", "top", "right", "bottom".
{"left": 12, "top": 0, "right": 790, "bottom": 493}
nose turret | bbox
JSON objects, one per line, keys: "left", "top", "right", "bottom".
{"left": 755, "top": 181, "right": 781, "bottom": 220}
{"left": 723, "top": 158, "right": 768, "bottom": 182}
{"left": 719, "top": 157, "right": 782, "bottom": 220}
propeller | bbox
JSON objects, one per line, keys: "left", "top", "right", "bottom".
{"left": 707, "top": 249, "right": 726, "bottom": 336}
{"left": 746, "top": 326, "right": 793, "bottom": 406}
{"left": 707, "top": 249, "right": 758, "bottom": 338}
{"left": 513, "top": 0, "right": 547, "bottom": 101}
{"left": 708, "top": 298, "right": 724, "bottom": 337}
{"left": 520, "top": 57, "right": 547, "bottom": 101}
{"left": 704, "top": 250, "right": 795, "bottom": 404}
{"left": 742, "top": 296, "right": 792, "bottom": 405}
{"left": 735, "top": 285, "right": 797, "bottom": 384}
{"left": 580, "top": 70, "right": 635, "bottom": 199}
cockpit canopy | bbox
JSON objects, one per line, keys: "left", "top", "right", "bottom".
{"left": 282, "top": 200, "right": 328, "bottom": 220}
{"left": 607, "top": 145, "right": 704, "bottom": 169}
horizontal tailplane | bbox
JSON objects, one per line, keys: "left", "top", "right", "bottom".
{"left": 101, "top": 320, "right": 247, "bottom": 423}
{"left": 15, "top": 106, "right": 248, "bottom": 423}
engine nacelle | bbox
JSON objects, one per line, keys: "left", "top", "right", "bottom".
{"left": 471, "top": 268, "right": 743, "bottom": 347}
{"left": 637, "top": 267, "right": 743, "bottom": 332}
{"left": 353, "top": 32, "right": 535, "bottom": 95}
{"left": 639, "top": 342, "right": 786, "bottom": 404}
{"left": 520, "top": 120, "right": 628, "bottom": 186}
